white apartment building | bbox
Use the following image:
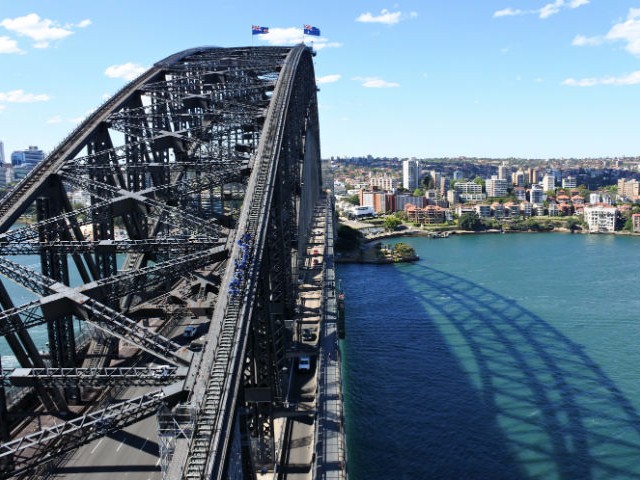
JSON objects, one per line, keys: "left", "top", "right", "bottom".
{"left": 530, "top": 184, "right": 544, "bottom": 204}
{"left": 402, "top": 159, "right": 421, "bottom": 191}
{"left": 485, "top": 175, "right": 508, "bottom": 197}
{"left": 454, "top": 181, "right": 486, "bottom": 203}
{"left": 562, "top": 176, "right": 577, "bottom": 189}
{"left": 542, "top": 174, "right": 555, "bottom": 192}
{"left": 583, "top": 205, "right": 617, "bottom": 232}
{"left": 370, "top": 175, "right": 398, "bottom": 191}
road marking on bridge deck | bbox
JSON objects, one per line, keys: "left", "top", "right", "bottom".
{"left": 90, "top": 437, "right": 104, "bottom": 454}
{"left": 116, "top": 440, "right": 125, "bottom": 452}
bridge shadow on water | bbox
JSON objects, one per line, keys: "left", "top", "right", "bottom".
{"left": 342, "top": 263, "right": 640, "bottom": 480}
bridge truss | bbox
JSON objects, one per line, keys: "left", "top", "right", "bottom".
{"left": 0, "top": 44, "right": 322, "bottom": 479}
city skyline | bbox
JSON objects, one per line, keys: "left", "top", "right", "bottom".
{"left": 1, "top": 1, "right": 640, "bottom": 159}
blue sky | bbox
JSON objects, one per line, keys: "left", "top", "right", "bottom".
{"left": 1, "top": 1, "right": 640, "bottom": 160}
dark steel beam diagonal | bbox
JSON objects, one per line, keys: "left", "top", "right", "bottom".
{"left": 0, "top": 387, "right": 184, "bottom": 478}
{"left": 0, "top": 237, "right": 220, "bottom": 256}
{"left": 0, "top": 257, "right": 189, "bottom": 365}
{"left": 8, "top": 366, "right": 188, "bottom": 388}
{"left": 59, "top": 173, "right": 221, "bottom": 237}
{"left": 0, "top": 66, "right": 165, "bottom": 232}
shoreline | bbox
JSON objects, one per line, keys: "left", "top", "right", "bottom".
{"left": 359, "top": 226, "right": 640, "bottom": 244}
{"left": 337, "top": 225, "right": 639, "bottom": 264}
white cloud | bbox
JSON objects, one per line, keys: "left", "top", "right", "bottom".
{"left": 104, "top": 62, "right": 146, "bottom": 81}
{"left": 494, "top": 0, "right": 589, "bottom": 20}
{"left": 539, "top": 0, "right": 563, "bottom": 19}
{"left": 563, "top": 70, "right": 640, "bottom": 86}
{"left": 0, "top": 89, "right": 50, "bottom": 103}
{"left": 254, "top": 27, "right": 341, "bottom": 50}
{"left": 353, "top": 77, "right": 399, "bottom": 88}
{"left": 572, "top": 34, "right": 603, "bottom": 46}
{"left": 46, "top": 115, "right": 62, "bottom": 124}
{"left": 494, "top": 8, "right": 525, "bottom": 17}
{"left": 76, "top": 19, "right": 92, "bottom": 28}
{"left": 605, "top": 8, "right": 640, "bottom": 57}
{"left": 570, "top": 0, "right": 589, "bottom": 7}
{"left": 356, "top": 9, "right": 416, "bottom": 25}
{"left": 0, "top": 36, "right": 22, "bottom": 54}
{"left": 316, "top": 74, "right": 341, "bottom": 84}
{"left": 0, "top": 13, "right": 80, "bottom": 48}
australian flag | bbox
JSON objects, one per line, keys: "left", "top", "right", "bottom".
{"left": 304, "top": 25, "right": 321, "bottom": 36}
{"left": 252, "top": 25, "right": 269, "bottom": 35}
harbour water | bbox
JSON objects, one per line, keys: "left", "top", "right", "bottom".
{"left": 339, "top": 233, "right": 640, "bottom": 479}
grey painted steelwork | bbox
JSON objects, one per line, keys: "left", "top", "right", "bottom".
{"left": 0, "top": 44, "right": 322, "bottom": 479}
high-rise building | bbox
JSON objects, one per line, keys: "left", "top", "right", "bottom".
{"left": 542, "top": 174, "right": 555, "bottom": 192}
{"left": 512, "top": 169, "right": 525, "bottom": 187}
{"left": 485, "top": 175, "right": 508, "bottom": 197}
{"left": 11, "top": 146, "right": 44, "bottom": 169}
{"left": 498, "top": 162, "right": 509, "bottom": 181}
{"left": 0, "top": 141, "right": 5, "bottom": 165}
{"left": 530, "top": 184, "right": 544, "bottom": 204}
{"left": 617, "top": 178, "right": 640, "bottom": 199}
{"left": 402, "top": 159, "right": 421, "bottom": 191}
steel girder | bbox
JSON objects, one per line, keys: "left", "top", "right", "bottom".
{"left": 0, "top": 44, "right": 320, "bottom": 480}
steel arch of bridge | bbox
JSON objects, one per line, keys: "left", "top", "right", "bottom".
{"left": 0, "top": 44, "right": 322, "bottom": 479}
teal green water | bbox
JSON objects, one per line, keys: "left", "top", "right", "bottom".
{"left": 339, "top": 233, "right": 640, "bottom": 479}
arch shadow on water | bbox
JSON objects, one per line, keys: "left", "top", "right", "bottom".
{"left": 341, "top": 262, "right": 640, "bottom": 480}
{"left": 402, "top": 263, "right": 640, "bottom": 479}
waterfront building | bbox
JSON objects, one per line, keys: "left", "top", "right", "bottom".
{"left": 542, "top": 174, "right": 555, "bottom": 193}
{"left": 475, "top": 204, "right": 492, "bottom": 218}
{"left": 454, "top": 181, "right": 486, "bottom": 203}
{"left": 584, "top": 205, "right": 617, "bottom": 232}
{"left": 617, "top": 178, "right": 640, "bottom": 199}
{"left": 520, "top": 201, "right": 533, "bottom": 217}
{"left": 558, "top": 203, "right": 573, "bottom": 216}
{"left": 486, "top": 175, "right": 508, "bottom": 198}
{"left": 633, "top": 213, "right": 640, "bottom": 233}
{"left": 530, "top": 184, "right": 544, "bottom": 204}
{"left": 528, "top": 167, "right": 539, "bottom": 185}
{"left": 533, "top": 204, "right": 545, "bottom": 216}
{"left": 405, "top": 204, "right": 447, "bottom": 225}
{"left": 0, "top": 141, "right": 4, "bottom": 164}
{"left": 11, "top": 146, "right": 44, "bottom": 169}
{"left": 402, "top": 159, "right": 421, "bottom": 191}
{"left": 548, "top": 202, "right": 559, "bottom": 216}
{"left": 492, "top": 202, "right": 506, "bottom": 219}
{"left": 455, "top": 205, "right": 476, "bottom": 217}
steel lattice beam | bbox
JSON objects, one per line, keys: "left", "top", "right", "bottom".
{"left": 0, "top": 44, "right": 322, "bottom": 480}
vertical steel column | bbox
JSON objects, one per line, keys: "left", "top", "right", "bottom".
{"left": 0, "top": 355, "right": 9, "bottom": 442}
{"left": 36, "top": 197, "right": 75, "bottom": 371}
